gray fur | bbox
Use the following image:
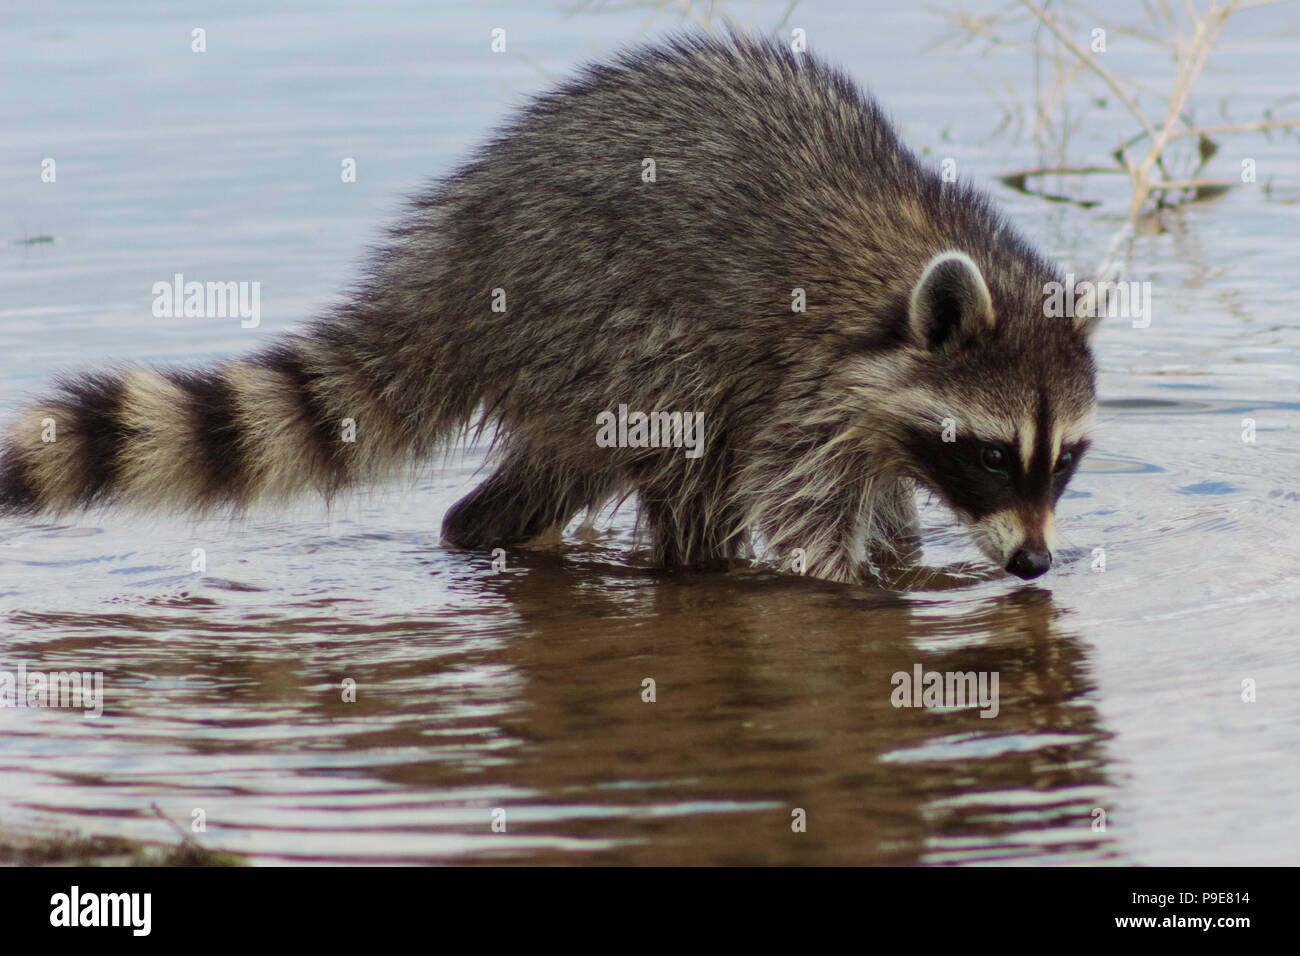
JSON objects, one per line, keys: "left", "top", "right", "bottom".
{"left": 0, "top": 33, "right": 1098, "bottom": 583}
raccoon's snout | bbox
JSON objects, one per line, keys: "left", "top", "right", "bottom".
{"left": 1006, "top": 547, "right": 1051, "bottom": 579}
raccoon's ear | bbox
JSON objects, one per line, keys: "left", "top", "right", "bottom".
{"left": 907, "top": 251, "right": 995, "bottom": 350}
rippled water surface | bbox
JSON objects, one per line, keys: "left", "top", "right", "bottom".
{"left": 2, "top": 1, "right": 1298, "bottom": 864}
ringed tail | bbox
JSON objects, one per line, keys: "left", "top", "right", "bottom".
{"left": 0, "top": 330, "right": 421, "bottom": 518}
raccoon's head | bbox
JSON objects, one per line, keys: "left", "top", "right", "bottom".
{"left": 856, "top": 250, "right": 1099, "bottom": 580}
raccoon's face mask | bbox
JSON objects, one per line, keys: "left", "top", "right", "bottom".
{"left": 897, "top": 251, "right": 1099, "bottom": 580}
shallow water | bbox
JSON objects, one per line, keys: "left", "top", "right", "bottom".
{"left": 2, "top": 1, "right": 1298, "bottom": 864}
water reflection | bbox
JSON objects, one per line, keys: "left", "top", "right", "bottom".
{"left": 2, "top": 553, "right": 1120, "bottom": 864}
{"left": 394, "top": 554, "right": 1123, "bottom": 864}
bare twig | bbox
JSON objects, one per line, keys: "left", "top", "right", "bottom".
{"left": 1018, "top": 0, "right": 1162, "bottom": 154}
{"left": 1166, "top": 117, "right": 1300, "bottom": 138}
{"left": 937, "top": 0, "right": 1299, "bottom": 220}
{"left": 1149, "top": 178, "right": 1238, "bottom": 189}
{"left": 1001, "top": 165, "right": 1131, "bottom": 178}
{"left": 150, "top": 802, "right": 196, "bottom": 845}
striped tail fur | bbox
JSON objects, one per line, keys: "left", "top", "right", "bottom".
{"left": 0, "top": 330, "right": 429, "bottom": 518}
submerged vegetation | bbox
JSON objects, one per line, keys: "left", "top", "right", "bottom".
{"left": 0, "top": 827, "right": 246, "bottom": 866}
{"left": 0, "top": 805, "right": 246, "bottom": 866}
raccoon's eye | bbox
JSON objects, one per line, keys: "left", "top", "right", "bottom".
{"left": 980, "top": 447, "right": 1009, "bottom": 475}
{"left": 1054, "top": 451, "right": 1073, "bottom": 475}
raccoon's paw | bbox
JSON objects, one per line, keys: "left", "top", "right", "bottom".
{"left": 799, "top": 551, "right": 867, "bottom": 586}
{"left": 440, "top": 495, "right": 535, "bottom": 550}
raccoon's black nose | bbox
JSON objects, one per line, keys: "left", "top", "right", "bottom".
{"left": 1006, "top": 548, "right": 1052, "bottom": 579}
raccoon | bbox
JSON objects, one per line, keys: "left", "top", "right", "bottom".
{"left": 0, "top": 33, "right": 1098, "bottom": 584}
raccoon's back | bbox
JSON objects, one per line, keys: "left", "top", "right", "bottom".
{"left": 416, "top": 33, "right": 992, "bottom": 354}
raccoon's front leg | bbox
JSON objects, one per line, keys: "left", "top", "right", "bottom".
{"left": 746, "top": 459, "right": 914, "bottom": 584}
{"left": 638, "top": 480, "right": 748, "bottom": 572}
{"left": 753, "top": 492, "right": 875, "bottom": 585}
{"left": 864, "top": 478, "right": 922, "bottom": 568}
{"left": 441, "top": 449, "right": 609, "bottom": 550}
{"left": 735, "top": 431, "right": 880, "bottom": 582}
